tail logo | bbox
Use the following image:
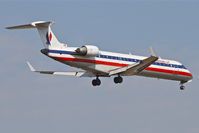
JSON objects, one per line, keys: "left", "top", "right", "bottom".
{"left": 46, "top": 32, "right": 52, "bottom": 45}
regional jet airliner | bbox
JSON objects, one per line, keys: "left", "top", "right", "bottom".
{"left": 6, "top": 21, "right": 193, "bottom": 90}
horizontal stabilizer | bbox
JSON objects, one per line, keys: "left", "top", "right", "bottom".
{"left": 6, "top": 21, "right": 54, "bottom": 29}
{"left": 6, "top": 21, "right": 65, "bottom": 49}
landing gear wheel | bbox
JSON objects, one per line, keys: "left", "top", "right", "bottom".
{"left": 114, "top": 76, "right": 123, "bottom": 84}
{"left": 96, "top": 78, "right": 101, "bottom": 86}
{"left": 179, "top": 81, "right": 186, "bottom": 90}
{"left": 92, "top": 79, "right": 97, "bottom": 86}
{"left": 92, "top": 78, "right": 101, "bottom": 86}
{"left": 180, "top": 85, "right": 185, "bottom": 90}
{"left": 114, "top": 77, "right": 119, "bottom": 84}
{"left": 118, "top": 76, "right": 123, "bottom": 83}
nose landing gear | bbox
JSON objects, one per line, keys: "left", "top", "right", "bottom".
{"left": 180, "top": 85, "right": 185, "bottom": 90}
{"left": 180, "top": 81, "right": 186, "bottom": 90}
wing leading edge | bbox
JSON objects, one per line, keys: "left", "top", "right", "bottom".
{"left": 109, "top": 47, "right": 159, "bottom": 76}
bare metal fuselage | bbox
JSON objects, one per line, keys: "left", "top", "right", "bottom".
{"left": 42, "top": 47, "right": 193, "bottom": 83}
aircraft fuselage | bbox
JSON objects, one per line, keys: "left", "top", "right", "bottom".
{"left": 41, "top": 47, "right": 193, "bottom": 83}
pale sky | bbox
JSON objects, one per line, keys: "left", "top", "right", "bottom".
{"left": 0, "top": 1, "right": 199, "bottom": 133}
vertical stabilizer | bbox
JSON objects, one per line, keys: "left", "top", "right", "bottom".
{"left": 6, "top": 21, "right": 65, "bottom": 49}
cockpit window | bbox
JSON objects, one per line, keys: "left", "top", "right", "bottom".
{"left": 181, "top": 65, "right": 187, "bottom": 69}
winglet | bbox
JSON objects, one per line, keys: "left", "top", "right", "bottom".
{"left": 150, "top": 47, "right": 158, "bottom": 57}
{"left": 26, "top": 61, "right": 36, "bottom": 72}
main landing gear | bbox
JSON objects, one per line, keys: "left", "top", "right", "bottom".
{"left": 92, "top": 77, "right": 101, "bottom": 86}
{"left": 114, "top": 76, "right": 123, "bottom": 84}
{"left": 92, "top": 76, "right": 123, "bottom": 86}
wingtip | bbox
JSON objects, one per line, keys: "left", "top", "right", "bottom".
{"left": 5, "top": 26, "right": 16, "bottom": 30}
{"left": 26, "top": 61, "right": 36, "bottom": 72}
{"left": 150, "top": 47, "right": 158, "bottom": 57}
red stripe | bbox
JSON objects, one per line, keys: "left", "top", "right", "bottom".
{"left": 145, "top": 67, "right": 192, "bottom": 77}
{"left": 52, "top": 56, "right": 193, "bottom": 77}
{"left": 53, "top": 56, "right": 127, "bottom": 67}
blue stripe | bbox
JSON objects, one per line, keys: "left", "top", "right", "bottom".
{"left": 48, "top": 50, "right": 187, "bottom": 69}
{"left": 48, "top": 50, "right": 73, "bottom": 54}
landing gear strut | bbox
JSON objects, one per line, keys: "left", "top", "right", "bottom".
{"left": 180, "top": 81, "right": 186, "bottom": 90}
{"left": 114, "top": 76, "right": 123, "bottom": 84}
{"left": 92, "top": 77, "right": 101, "bottom": 86}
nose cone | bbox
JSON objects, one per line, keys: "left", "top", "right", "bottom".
{"left": 189, "top": 72, "right": 193, "bottom": 80}
{"left": 40, "top": 48, "right": 49, "bottom": 55}
{"left": 187, "top": 70, "right": 193, "bottom": 81}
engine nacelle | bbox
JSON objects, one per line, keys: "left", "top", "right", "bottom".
{"left": 75, "top": 45, "right": 100, "bottom": 57}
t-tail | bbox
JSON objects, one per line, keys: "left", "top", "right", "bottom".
{"left": 6, "top": 21, "right": 65, "bottom": 49}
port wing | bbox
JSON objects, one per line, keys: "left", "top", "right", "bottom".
{"left": 109, "top": 47, "right": 158, "bottom": 76}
